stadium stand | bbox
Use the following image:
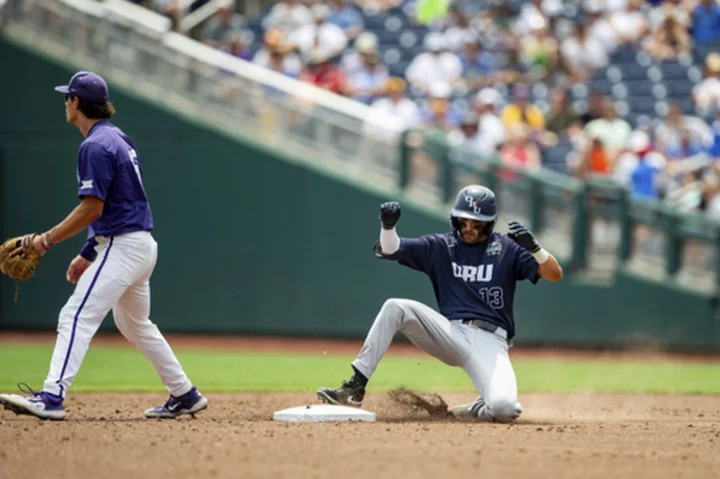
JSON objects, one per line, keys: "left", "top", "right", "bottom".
{"left": 124, "top": 0, "right": 720, "bottom": 216}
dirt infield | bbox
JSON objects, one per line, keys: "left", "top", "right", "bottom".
{"left": 1, "top": 391, "right": 720, "bottom": 479}
{"left": 2, "top": 332, "right": 720, "bottom": 478}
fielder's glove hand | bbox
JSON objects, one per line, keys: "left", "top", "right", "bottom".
{"left": 0, "top": 234, "right": 43, "bottom": 281}
{"left": 507, "top": 221, "right": 541, "bottom": 253}
{"left": 379, "top": 201, "right": 401, "bottom": 229}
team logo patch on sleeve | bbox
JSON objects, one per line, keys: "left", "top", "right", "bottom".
{"left": 80, "top": 180, "right": 94, "bottom": 190}
{"left": 487, "top": 240, "right": 502, "bottom": 256}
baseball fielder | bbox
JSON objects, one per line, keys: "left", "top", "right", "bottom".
{"left": 0, "top": 71, "right": 207, "bottom": 420}
{"left": 317, "top": 185, "right": 563, "bottom": 421}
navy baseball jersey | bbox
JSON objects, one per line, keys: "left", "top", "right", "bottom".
{"left": 76, "top": 120, "right": 153, "bottom": 238}
{"left": 376, "top": 232, "right": 540, "bottom": 339}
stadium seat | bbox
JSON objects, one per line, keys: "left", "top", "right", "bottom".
{"left": 694, "top": 42, "right": 720, "bottom": 62}
{"left": 588, "top": 79, "right": 614, "bottom": 95}
{"left": 620, "top": 64, "right": 652, "bottom": 81}
{"left": 246, "top": 20, "right": 264, "bottom": 41}
{"left": 541, "top": 142, "right": 573, "bottom": 174}
{"left": 570, "top": 83, "right": 588, "bottom": 100}
{"left": 666, "top": 79, "right": 696, "bottom": 97}
{"left": 611, "top": 46, "right": 638, "bottom": 65}
{"left": 389, "top": 60, "right": 411, "bottom": 77}
{"left": 675, "top": 98, "right": 696, "bottom": 114}
{"left": 384, "top": 14, "right": 407, "bottom": 31}
{"left": 612, "top": 83, "right": 628, "bottom": 99}
{"left": 398, "top": 31, "right": 418, "bottom": 49}
{"left": 604, "top": 66, "right": 623, "bottom": 82}
{"left": 363, "top": 14, "right": 387, "bottom": 30}
{"left": 382, "top": 47, "right": 402, "bottom": 65}
{"left": 627, "top": 96, "right": 657, "bottom": 115}
{"left": 375, "top": 29, "right": 402, "bottom": 44}
{"left": 624, "top": 80, "right": 650, "bottom": 96}
{"left": 651, "top": 83, "right": 668, "bottom": 99}
{"left": 659, "top": 61, "right": 688, "bottom": 80}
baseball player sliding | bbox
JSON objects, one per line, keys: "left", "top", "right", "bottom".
{"left": 0, "top": 71, "right": 207, "bottom": 420}
{"left": 318, "top": 185, "right": 563, "bottom": 421}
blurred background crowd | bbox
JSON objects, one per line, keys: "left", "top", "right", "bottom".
{"left": 128, "top": 0, "right": 720, "bottom": 217}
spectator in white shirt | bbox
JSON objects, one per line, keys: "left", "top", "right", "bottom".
{"left": 405, "top": 32, "right": 463, "bottom": 94}
{"left": 609, "top": 0, "right": 649, "bottom": 46}
{"left": 648, "top": 0, "right": 692, "bottom": 30}
{"left": 655, "top": 102, "right": 714, "bottom": 157}
{"left": 584, "top": 97, "right": 633, "bottom": 162}
{"left": 341, "top": 32, "right": 378, "bottom": 75}
{"left": 448, "top": 111, "right": 495, "bottom": 168}
{"left": 602, "top": 0, "right": 628, "bottom": 13}
{"left": 262, "top": 0, "right": 313, "bottom": 36}
{"left": 613, "top": 130, "right": 666, "bottom": 187}
{"left": 288, "top": 4, "right": 348, "bottom": 61}
{"left": 643, "top": 11, "right": 692, "bottom": 60}
{"left": 704, "top": 179, "right": 720, "bottom": 222}
{"left": 219, "top": 29, "right": 254, "bottom": 62}
{"left": 513, "top": 0, "right": 561, "bottom": 37}
{"left": 472, "top": 88, "right": 507, "bottom": 157}
{"left": 202, "top": 0, "right": 245, "bottom": 48}
{"left": 586, "top": 6, "right": 621, "bottom": 55}
{"left": 364, "top": 77, "right": 421, "bottom": 141}
{"left": 694, "top": 53, "right": 720, "bottom": 113}
{"left": 343, "top": 46, "right": 389, "bottom": 105}
{"left": 327, "top": 0, "right": 365, "bottom": 40}
{"left": 252, "top": 29, "right": 303, "bottom": 78}
{"left": 560, "top": 20, "right": 609, "bottom": 83}
{"left": 444, "top": 9, "right": 475, "bottom": 53}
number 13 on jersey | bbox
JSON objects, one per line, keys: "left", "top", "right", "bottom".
{"left": 479, "top": 287, "right": 504, "bottom": 309}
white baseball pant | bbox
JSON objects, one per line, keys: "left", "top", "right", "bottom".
{"left": 42, "top": 231, "right": 193, "bottom": 398}
{"left": 352, "top": 298, "right": 522, "bottom": 421}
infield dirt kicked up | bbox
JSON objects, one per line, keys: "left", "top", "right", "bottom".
{"left": 1, "top": 335, "right": 719, "bottom": 479}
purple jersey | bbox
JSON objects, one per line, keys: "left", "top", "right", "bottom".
{"left": 76, "top": 120, "right": 153, "bottom": 239}
{"left": 377, "top": 232, "right": 539, "bottom": 339}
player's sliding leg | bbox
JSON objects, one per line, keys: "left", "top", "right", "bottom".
{"left": 317, "top": 298, "right": 472, "bottom": 407}
{"left": 450, "top": 332, "right": 522, "bottom": 422}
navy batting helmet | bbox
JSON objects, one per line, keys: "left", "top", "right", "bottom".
{"left": 450, "top": 185, "right": 497, "bottom": 237}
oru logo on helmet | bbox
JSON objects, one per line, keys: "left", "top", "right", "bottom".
{"left": 465, "top": 195, "right": 482, "bottom": 214}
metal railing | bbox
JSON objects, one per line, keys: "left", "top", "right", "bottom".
{"left": 400, "top": 129, "right": 720, "bottom": 294}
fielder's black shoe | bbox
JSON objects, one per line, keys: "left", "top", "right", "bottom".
{"left": 317, "top": 377, "right": 366, "bottom": 407}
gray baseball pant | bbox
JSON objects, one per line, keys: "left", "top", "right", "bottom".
{"left": 352, "top": 298, "right": 522, "bottom": 422}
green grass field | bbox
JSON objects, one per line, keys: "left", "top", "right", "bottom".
{"left": 1, "top": 343, "right": 719, "bottom": 395}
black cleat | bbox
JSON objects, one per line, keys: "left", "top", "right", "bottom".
{"left": 316, "top": 379, "right": 366, "bottom": 407}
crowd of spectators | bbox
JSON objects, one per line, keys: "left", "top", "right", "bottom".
{"left": 132, "top": 0, "right": 720, "bottom": 219}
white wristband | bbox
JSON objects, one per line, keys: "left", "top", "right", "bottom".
{"left": 533, "top": 248, "right": 549, "bottom": 264}
{"left": 380, "top": 227, "right": 400, "bottom": 255}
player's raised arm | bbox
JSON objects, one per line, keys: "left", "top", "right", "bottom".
{"left": 507, "top": 221, "right": 563, "bottom": 282}
{"left": 373, "top": 201, "right": 436, "bottom": 273}
{"left": 379, "top": 201, "right": 401, "bottom": 254}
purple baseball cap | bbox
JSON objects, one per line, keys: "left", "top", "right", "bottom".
{"left": 54, "top": 71, "right": 109, "bottom": 103}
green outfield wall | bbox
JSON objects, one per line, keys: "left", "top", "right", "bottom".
{"left": 1, "top": 37, "right": 718, "bottom": 350}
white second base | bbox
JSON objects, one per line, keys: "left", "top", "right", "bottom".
{"left": 273, "top": 404, "right": 376, "bottom": 423}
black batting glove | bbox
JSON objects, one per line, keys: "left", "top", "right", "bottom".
{"left": 507, "top": 221, "right": 541, "bottom": 253}
{"left": 379, "top": 201, "right": 401, "bottom": 229}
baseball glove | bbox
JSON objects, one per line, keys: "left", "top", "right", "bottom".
{"left": 0, "top": 234, "right": 42, "bottom": 281}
